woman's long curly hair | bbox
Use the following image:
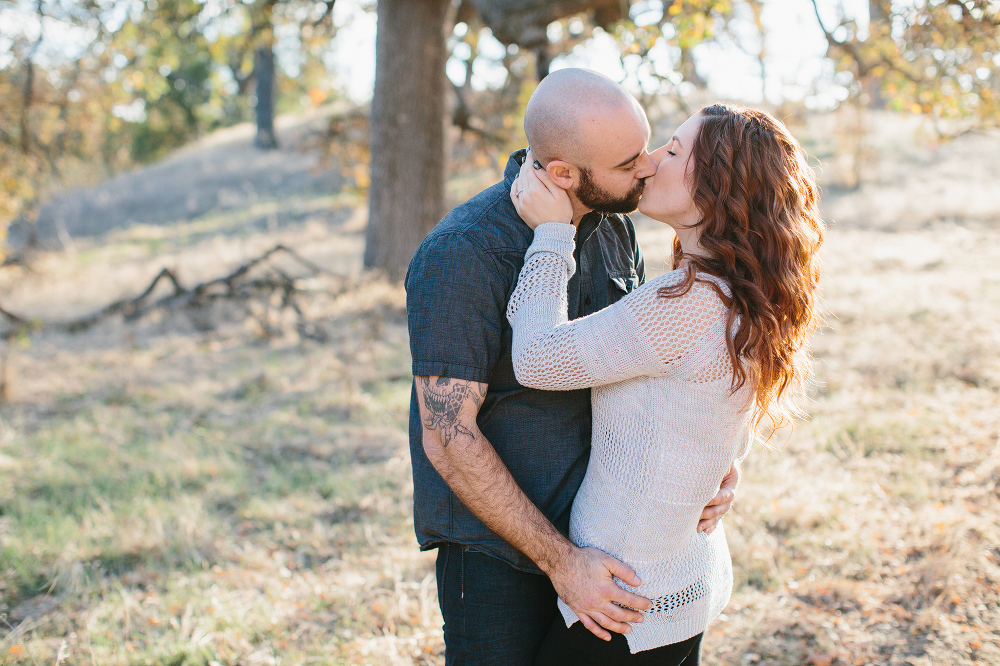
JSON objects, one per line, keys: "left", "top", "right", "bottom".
{"left": 659, "top": 103, "right": 825, "bottom": 431}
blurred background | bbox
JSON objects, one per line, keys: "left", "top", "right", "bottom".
{"left": 0, "top": 1, "right": 998, "bottom": 664}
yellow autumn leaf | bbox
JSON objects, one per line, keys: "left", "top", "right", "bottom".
{"left": 354, "top": 163, "right": 370, "bottom": 189}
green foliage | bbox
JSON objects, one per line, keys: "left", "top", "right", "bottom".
{"left": 108, "top": 0, "right": 219, "bottom": 161}
{"left": 0, "top": 0, "right": 132, "bottom": 251}
{"left": 0, "top": 0, "right": 348, "bottom": 241}
{"left": 443, "top": 0, "right": 734, "bottom": 189}
{"left": 814, "top": 0, "right": 1000, "bottom": 129}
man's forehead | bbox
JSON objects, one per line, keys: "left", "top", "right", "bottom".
{"left": 606, "top": 118, "right": 650, "bottom": 167}
{"left": 572, "top": 102, "right": 649, "bottom": 166}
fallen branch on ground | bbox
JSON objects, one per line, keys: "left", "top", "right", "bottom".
{"left": 0, "top": 244, "right": 353, "bottom": 340}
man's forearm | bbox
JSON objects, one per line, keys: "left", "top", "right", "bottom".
{"left": 415, "top": 375, "right": 649, "bottom": 637}
{"left": 424, "top": 428, "right": 573, "bottom": 574}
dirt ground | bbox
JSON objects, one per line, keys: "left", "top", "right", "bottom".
{"left": 1, "top": 108, "right": 998, "bottom": 665}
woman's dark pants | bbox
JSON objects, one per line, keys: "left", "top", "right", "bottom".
{"left": 435, "top": 543, "right": 703, "bottom": 666}
{"left": 534, "top": 617, "right": 702, "bottom": 665}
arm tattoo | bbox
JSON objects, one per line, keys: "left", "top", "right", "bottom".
{"left": 419, "top": 377, "right": 487, "bottom": 447}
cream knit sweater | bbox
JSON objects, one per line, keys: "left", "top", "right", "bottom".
{"left": 507, "top": 222, "right": 754, "bottom": 653}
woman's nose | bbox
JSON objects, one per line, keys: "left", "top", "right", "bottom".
{"left": 635, "top": 151, "right": 657, "bottom": 178}
{"left": 648, "top": 145, "right": 669, "bottom": 166}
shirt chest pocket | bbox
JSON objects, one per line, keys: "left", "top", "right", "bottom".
{"left": 608, "top": 270, "right": 639, "bottom": 305}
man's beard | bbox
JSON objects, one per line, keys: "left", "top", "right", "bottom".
{"left": 575, "top": 167, "right": 645, "bottom": 215}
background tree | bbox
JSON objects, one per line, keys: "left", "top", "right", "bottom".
{"left": 0, "top": 0, "right": 343, "bottom": 250}
{"left": 0, "top": 0, "right": 129, "bottom": 251}
{"left": 363, "top": 0, "right": 452, "bottom": 279}
{"left": 810, "top": 0, "right": 999, "bottom": 131}
{"left": 363, "top": 0, "right": 733, "bottom": 279}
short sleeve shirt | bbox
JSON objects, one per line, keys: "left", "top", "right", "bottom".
{"left": 405, "top": 149, "right": 646, "bottom": 573}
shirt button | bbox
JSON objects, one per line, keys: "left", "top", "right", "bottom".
{"left": 584, "top": 296, "right": 592, "bottom": 305}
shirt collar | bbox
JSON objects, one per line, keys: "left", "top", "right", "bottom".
{"left": 505, "top": 149, "right": 527, "bottom": 183}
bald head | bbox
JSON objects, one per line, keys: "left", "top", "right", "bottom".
{"left": 524, "top": 68, "right": 648, "bottom": 167}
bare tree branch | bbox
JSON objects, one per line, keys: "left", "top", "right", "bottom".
{"left": 451, "top": 83, "right": 506, "bottom": 145}
{"left": 808, "top": 0, "right": 924, "bottom": 84}
{"left": 0, "top": 245, "right": 351, "bottom": 337}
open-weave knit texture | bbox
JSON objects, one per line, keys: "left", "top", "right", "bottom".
{"left": 507, "top": 222, "right": 754, "bottom": 653}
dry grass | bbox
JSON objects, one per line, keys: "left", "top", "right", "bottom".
{"left": 1, "top": 110, "right": 999, "bottom": 665}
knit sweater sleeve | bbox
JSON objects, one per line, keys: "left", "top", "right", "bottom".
{"left": 506, "top": 223, "right": 729, "bottom": 391}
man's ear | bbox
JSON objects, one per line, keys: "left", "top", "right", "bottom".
{"left": 545, "top": 160, "right": 576, "bottom": 191}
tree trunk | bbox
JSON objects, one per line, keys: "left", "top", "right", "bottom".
{"left": 364, "top": 0, "right": 451, "bottom": 280}
{"left": 679, "top": 46, "right": 707, "bottom": 90}
{"left": 20, "top": 0, "right": 45, "bottom": 155}
{"left": 534, "top": 45, "right": 552, "bottom": 80}
{"left": 254, "top": 46, "right": 278, "bottom": 150}
{"left": 863, "top": 0, "right": 889, "bottom": 109}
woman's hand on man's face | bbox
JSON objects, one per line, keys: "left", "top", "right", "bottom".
{"left": 510, "top": 150, "right": 574, "bottom": 230}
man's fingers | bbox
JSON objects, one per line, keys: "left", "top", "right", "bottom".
{"left": 602, "top": 599, "right": 644, "bottom": 624}
{"left": 590, "top": 610, "right": 632, "bottom": 636}
{"left": 602, "top": 556, "right": 642, "bottom": 588}
{"left": 578, "top": 613, "right": 612, "bottom": 642}
{"left": 609, "top": 586, "right": 652, "bottom": 613}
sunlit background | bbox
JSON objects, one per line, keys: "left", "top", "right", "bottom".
{"left": 1, "top": 0, "right": 999, "bottom": 664}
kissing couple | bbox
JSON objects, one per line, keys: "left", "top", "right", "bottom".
{"left": 405, "top": 68, "right": 824, "bottom": 665}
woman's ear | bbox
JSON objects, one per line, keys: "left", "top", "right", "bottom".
{"left": 545, "top": 160, "right": 576, "bottom": 191}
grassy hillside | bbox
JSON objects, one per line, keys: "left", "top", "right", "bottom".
{"left": 1, "top": 110, "right": 998, "bottom": 665}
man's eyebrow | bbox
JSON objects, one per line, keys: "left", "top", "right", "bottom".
{"left": 614, "top": 150, "right": 643, "bottom": 168}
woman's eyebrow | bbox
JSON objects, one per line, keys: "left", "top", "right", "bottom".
{"left": 671, "top": 135, "right": 681, "bottom": 146}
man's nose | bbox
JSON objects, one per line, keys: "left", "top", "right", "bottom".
{"left": 635, "top": 151, "right": 657, "bottom": 178}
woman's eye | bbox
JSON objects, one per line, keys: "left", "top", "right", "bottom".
{"left": 667, "top": 150, "right": 676, "bottom": 156}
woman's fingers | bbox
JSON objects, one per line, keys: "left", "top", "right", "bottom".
{"left": 521, "top": 150, "right": 558, "bottom": 199}
{"left": 510, "top": 173, "right": 525, "bottom": 212}
{"left": 526, "top": 155, "right": 564, "bottom": 198}
{"left": 513, "top": 150, "right": 573, "bottom": 226}
{"left": 697, "top": 516, "right": 720, "bottom": 533}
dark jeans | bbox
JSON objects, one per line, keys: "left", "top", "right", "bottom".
{"left": 535, "top": 616, "right": 702, "bottom": 666}
{"left": 436, "top": 543, "right": 558, "bottom": 666}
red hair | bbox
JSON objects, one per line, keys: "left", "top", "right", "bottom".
{"left": 659, "top": 103, "right": 825, "bottom": 430}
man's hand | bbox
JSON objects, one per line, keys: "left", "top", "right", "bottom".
{"left": 698, "top": 461, "right": 740, "bottom": 534}
{"left": 546, "top": 546, "right": 652, "bottom": 641}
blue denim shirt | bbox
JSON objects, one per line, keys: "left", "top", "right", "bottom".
{"left": 405, "top": 149, "right": 645, "bottom": 574}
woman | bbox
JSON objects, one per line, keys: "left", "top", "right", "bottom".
{"left": 507, "top": 103, "right": 824, "bottom": 664}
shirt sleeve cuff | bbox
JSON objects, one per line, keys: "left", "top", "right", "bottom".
{"left": 411, "top": 360, "right": 492, "bottom": 384}
{"left": 526, "top": 223, "right": 577, "bottom": 267}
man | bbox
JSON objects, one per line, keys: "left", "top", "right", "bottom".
{"left": 405, "top": 68, "right": 739, "bottom": 664}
